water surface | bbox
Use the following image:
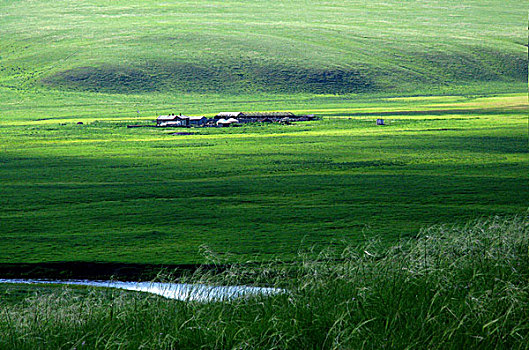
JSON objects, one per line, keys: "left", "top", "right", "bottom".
{"left": 0, "top": 279, "right": 284, "bottom": 302}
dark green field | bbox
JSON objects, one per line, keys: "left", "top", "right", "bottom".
{"left": 1, "top": 94, "right": 527, "bottom": 265}
{"left": 0, "top": 0, "right": 527, "bottom": 266}
{"left": 1, "top": 216, "right": 528, "bottom": 349}
{"left": 1, "top": 0, "right": 529, "bottom": 348}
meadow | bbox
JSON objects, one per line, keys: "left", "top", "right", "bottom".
{"left": 0, "top": 0, "right": 528, "bottom": 347}
{"left": 1, "top": 216, "right": 528, "bottom": 349}
{"left": 0, "top": 0, "right": 528, "bottom": 267}
{"left": 1, "top": 0, "right": 525, "bottom": 96}
{"left": 1, "top": 93, "right": 527, "bottom": 267}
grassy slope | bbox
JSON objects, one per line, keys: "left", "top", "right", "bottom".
{"left": 0, "top": 0, "right": 527, "bottom": 266}
{"left": 0, "top": 0, "right": 526, "bottom": 95}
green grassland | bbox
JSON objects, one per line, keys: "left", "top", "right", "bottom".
{"left": 1, "top": 94, "right": 527, "bottom": 265}
{"left": 0, "top": 0, "right": 526, "bottom": 96}
{"left": 0, "top": 0, "right": 528, "bottom": 267}
{"left": 1, "top": 216, "right": 528, "bottom": 349}
{"left": 1, "top": 0, "right": 528, "bottom": 348}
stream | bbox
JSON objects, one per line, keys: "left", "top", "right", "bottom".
{"left": 0, "top": 279, "right": 284, "bottom": 302}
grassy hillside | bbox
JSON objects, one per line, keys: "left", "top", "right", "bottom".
{"left": 0, "top": 0, "right": 527, "bottom": 267}
{"left": 0, "top": 0, "right": 526, "bottom": 95}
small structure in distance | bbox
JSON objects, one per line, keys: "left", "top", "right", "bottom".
{"left": 214, "top": 111, "right": 315, "bottom": 124}
{"left": 154, "top": 111, "right": 317, "bottom": 128}
{"left": 217, "top": 111, "right": 295, "bottom": 123}
{"left": 217, "top": 118, "right": 240, "bottom": 127}
{"left": 156, "top": 114, "right": 207, "bottom": 127}
{"left": 216, "top": 112, "right": 244, "bottom": 119}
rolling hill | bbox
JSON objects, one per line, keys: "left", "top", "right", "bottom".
{"left": 0, "top": 0, "right": 526, "bottom": 95}
{"left": 0, "top": 0, "right": 527, "bottom": 268}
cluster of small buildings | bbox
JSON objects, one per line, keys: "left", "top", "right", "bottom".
{"left": 156, "top": 112, "right": 316, "bottom": 127}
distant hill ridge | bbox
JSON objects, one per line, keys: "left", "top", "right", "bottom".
{"left": 1, "top": 0, "right": 526, "bottom": 94}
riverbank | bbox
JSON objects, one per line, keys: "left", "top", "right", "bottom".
{"left": 0, "top": 262, "right": 225, "bottom": 282}
{"left": 1, "top": 216, "right": 528, "bottom": 349}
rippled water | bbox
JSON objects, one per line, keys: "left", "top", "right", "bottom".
{"left": 0, "top": 279, "right": 284, "bottom": 302}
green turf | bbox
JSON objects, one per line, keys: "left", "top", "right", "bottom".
{"left": 0, "top": 0, "right": 527, "bottom": 266}
{"left": 1, "top": 216, "right": 528, "bottom": 349}
{"left": 0, "top": 0, "right": 526, "bottom": 95}
{"left": 1, "top": 94, "right": 527, "bottom": 264}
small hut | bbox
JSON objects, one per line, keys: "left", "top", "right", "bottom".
{"left": 156, "top": 114, "right": 177, "bottom": 126}
{"left": 188, "top": 116, "right": 208, "bottom": 126}
{"left": 217, "top": 118, "right": 239, "bottom": 127}
{"left": 157, "top": 114, "right": 190, "bottom": 127}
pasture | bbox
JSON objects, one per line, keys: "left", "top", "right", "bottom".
{"left": 0, "top": 0, "right": 526, "bottom": 96}
{"left": 1, "top": 93, "right": 527, "bottom": 266}
{"left": 0, "top": 0, "right": 526, "bottom": 281}
{"left": 1, "top": 0, "right": 528, "bottom": 347}
{"left": 1, "top": 216, "right": 528, "bottom": 349}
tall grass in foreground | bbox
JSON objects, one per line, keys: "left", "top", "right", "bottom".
{"left": 1, "top": 215, "right": 528, "bottom": 349}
